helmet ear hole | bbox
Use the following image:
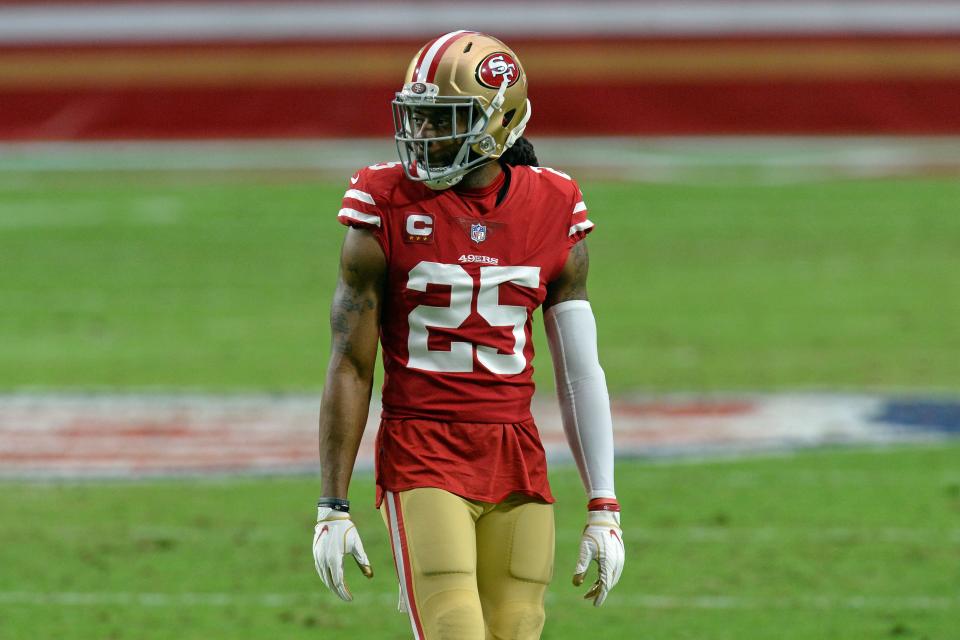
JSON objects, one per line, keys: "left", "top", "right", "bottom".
{"left": 502, "top": 109, "right": 516, "bottom": 127}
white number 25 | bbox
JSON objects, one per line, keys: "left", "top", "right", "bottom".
{"left": 407, "top": 261, "right": 540, "bottom": 375}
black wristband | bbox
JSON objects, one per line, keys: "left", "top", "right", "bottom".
{"left": 317, "top": 497, "right": 350, "bottom": 513}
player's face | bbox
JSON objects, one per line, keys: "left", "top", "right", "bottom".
{"left": 408, "top": 106, "right": 470, "bottom": 168}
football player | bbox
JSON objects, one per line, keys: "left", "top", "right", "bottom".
{"left": 313, "top": 31, "right": 624, "bottom": 639}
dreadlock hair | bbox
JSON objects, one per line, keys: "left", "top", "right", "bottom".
{"left": 499, "top": 136, "right": 539, "bottom": 167}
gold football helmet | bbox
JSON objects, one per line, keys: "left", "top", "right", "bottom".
{"left": 392, "top": 30, "right": 532, "bottom": 189}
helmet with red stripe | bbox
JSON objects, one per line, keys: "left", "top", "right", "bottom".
{"left": 392, "top": 31, "right": 531, "bottom": 190}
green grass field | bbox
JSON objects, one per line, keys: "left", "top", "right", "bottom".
{"left": 2, "top": 172, "right": 959, "bottom": 392}
{"left": 1, "top": 445, "right": 959, "bottom": 640}
{"left": 1, "top": 165, "right": 959, "bottom": 639}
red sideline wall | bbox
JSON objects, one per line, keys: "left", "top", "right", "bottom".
{"left": 2, "top": 2, "right": 960, "bottom": 139}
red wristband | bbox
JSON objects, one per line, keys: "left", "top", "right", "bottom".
{"left": 587, "top": 498, "right": 620, "bottom": 512}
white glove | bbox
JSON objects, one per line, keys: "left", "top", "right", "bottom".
{"left": 573, "top": 508, "right": 625, "bottom": 606}
{"left": 313, "top": 507, "right": 373, "bottom": 601}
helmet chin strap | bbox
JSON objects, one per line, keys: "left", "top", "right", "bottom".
{"left": 490, "top": 77, "right": 509, "bottom": 111}
{"left": 504, "top": 99, "right": 532, "bottom": 150}
{"left": 467, "top": 78, "right": 509, "bottom": 143}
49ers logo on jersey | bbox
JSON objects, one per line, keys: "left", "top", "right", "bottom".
{"left": 476, "top": 52, "right": 520, "bottom": 88}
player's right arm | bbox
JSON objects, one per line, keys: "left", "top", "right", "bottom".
{"left": 314, "top": 226, "right": 386, "bottom": 601}
{"left": 319, "top": 226, "right": 385, "bottom": 498}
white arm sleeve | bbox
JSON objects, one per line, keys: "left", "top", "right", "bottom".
{"left": 544, "top": 299, "right": 616, "bottom": 500}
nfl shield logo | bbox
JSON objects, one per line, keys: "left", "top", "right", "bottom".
{"left": 470, "top": 223, "right": 487, "bottom": 243}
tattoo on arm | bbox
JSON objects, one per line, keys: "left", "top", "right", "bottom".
{"left": 329, "top": 246, "right": 382, "bottom": 359}
{"left": 565, "top": 240, "right": 589, "bottom": 300}
{"left": 330, "top": 293, "right": 376, "bottom": 357}
{"left": 546, "top": 240, "right": 590, "bottom": 307}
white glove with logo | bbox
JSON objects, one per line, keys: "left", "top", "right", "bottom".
{"left": 313, "top": 507, "right": 373, "bottom": 601}
{"left": 573, "top": 504, "right": 625, "bottom": 607}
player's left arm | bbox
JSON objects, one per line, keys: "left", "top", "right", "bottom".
{"left": 544, "top": 239, "right": 625, "bottom": 607}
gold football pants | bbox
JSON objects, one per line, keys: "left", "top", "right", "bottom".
{"left": 381, "top": 488, "right": 555, "bottom": 640}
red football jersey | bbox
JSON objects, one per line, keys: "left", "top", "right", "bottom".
{"left": 337, "top": 161, "right": 593, "bottom": 504}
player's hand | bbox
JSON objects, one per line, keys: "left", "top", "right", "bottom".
{"left": 313, "top": 507, "right": 373, "bottom": 601}
{"left": 572, "top": 500, "right": 624, "bottom": 607}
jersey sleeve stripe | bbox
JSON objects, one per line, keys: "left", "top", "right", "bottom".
{"left": 338, "top": 208, "right": 381, "bottom": 227}
{"left": 572, "top": 201, "right": 587, "bottom": 214}
{"left": 569, "top": 220, "right": 595, "bottom": 236}
{"left": 344, "top": 189, "right": 376, "bottom": 205}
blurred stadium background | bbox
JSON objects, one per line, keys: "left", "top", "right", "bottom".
{"left": 1, "top": 1, "right": 959, "bottom": 639}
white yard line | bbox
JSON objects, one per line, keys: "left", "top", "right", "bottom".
{"left": 33, "top": 524, "right": 960, "bottom": 545}
{"left": 1, "top": 137, "right": 959, "bottom": 183}
{"left": 0, "top": 590, "right": 955, "bottom": 610}
{"left": 624, "top": 527, "right": 960, "bottom": 544}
